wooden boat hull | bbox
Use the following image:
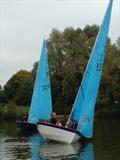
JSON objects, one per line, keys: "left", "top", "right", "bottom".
{"left": 37, "top": 122, "right": 81, "bottom": 144}
{"left": 16, "top": 121, "right": 37, "bottom": 132}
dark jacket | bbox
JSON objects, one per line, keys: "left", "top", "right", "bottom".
{"left": 50, "top": 118, "right": 57, "bottom": 124}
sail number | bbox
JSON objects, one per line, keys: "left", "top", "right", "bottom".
{"left": 96, "top": 63, "right": 103, "bottom": 71}
{"left": 41, "top": 84, "right": 49, "bottom": 91}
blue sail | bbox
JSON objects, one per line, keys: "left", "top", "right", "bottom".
{"left": 70, "top": 0, "right": 113, "bottom": 138}
{"left": 28, "top": 40, "right": 52, "bottom": 124}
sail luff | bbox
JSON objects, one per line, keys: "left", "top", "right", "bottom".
{"left": 68, "top": 0, "right": 113, "bottom": 138}
{"left": 28, "top": 40, "right": 52, "bottom": 124}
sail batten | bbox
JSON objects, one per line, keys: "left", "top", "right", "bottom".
{"left": 68, "top": 0, "right": 113, "bottom": 138}
{"left": 28, "top": 40, "right": 52, "bottom": 124}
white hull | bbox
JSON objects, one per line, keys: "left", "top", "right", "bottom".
{"left": 37, "top": 122, "right": 81, "bottom": 144}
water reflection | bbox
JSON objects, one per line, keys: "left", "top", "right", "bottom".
{"left": 0, "top": 121, "right": 31, "bottom": 160}
{"left": 79, "top": 143, "right": 94, "bottom": 160}
{"left": 1, "top": 119, "right": 120, "bottom": 160}
{"left": 39, "top": 141, "right": 80, "bottom": 159}
{"left": 29, "top": 133, "right": 94, "bottom": 160}
{"left": 29, "top": 134, "right": 44, "bottom": 160}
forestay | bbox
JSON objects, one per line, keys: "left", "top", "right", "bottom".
{"left": 69, "top": 0, "right": 113, "bottom": 138}
{"left": 29, "top": 40, "right": 52, "bottom": 124}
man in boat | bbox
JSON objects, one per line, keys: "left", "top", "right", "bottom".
{"left": 50, "top": 112, "right": 57, "bottom": 124}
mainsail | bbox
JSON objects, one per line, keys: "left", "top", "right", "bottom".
{"left": 68, "top": 0, "right": 113, "bottom": 138}
{"left": 29, "top": 40, "right": 52, "bottom": 124}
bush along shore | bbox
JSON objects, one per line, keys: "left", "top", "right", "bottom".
{"left": 0, "top": 102, "right": 29, "bottom": 120}
{"left": 95, "top": 104, "right": 120, "bottom": 118}
{"left": 0, "top": 102, "right": 120, "bottom": 121}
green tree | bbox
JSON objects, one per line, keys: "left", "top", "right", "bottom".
{"left": 2, "top": 25, "right": 120, "bottom": 116}
{"left": 83, "top": 25, "right": 99, "bottom": 39}
{"left": 15, "top": 77, "right": 34, "bottom": 105}
{"left": 0, "top": 85, "right": 2, "bottom": 90}
{"left": 0, "top": 85, "right": 6, "bottom": 103}
{"left": 97, "top": 41, "right": 120, "bottom": 108}
{"left": 31, "top": 62, "right": 39, "bottom": 80}
{"left": 4, "top": 70, "right": 32, "bottom": 102}
{"left": 47, "top": 29, "right": 65, "bottom": 113}
{"left": 46, "top": 26, "right": 120, "bottom": 114}
{"left": 46, "top": 26, "right": 99, "bottom": 113}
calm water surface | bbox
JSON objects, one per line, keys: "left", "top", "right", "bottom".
{"left": 0, "top": 119, "right": 120, "bottom": 160}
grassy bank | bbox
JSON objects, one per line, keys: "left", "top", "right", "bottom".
{"left": 0, "top": 102, "right": 29, "bottom": 120}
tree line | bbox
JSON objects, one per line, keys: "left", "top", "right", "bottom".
{"left": 0, "top": 25, "right": 120, "bottom": 116}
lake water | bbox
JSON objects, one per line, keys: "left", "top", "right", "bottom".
{"left": 0, "top": 119, "right": 120, "bottom": 160}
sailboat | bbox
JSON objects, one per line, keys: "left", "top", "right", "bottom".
{"left": 29, "top": 0, "right": 113, "bottom": 144}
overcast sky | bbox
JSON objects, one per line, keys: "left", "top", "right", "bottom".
{"left": 0, "top": 0, "right": 120, "bottom": 87}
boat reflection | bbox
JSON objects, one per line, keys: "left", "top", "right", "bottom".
{"left": 39, "top": 141, "right": 81, "bottom": 159}
{"left": 29, "top": 134, "right": 94, "bottom": 160}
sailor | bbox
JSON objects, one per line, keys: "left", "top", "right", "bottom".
{"left": 50, "top": 112, "right": 57, "bottom": 124}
